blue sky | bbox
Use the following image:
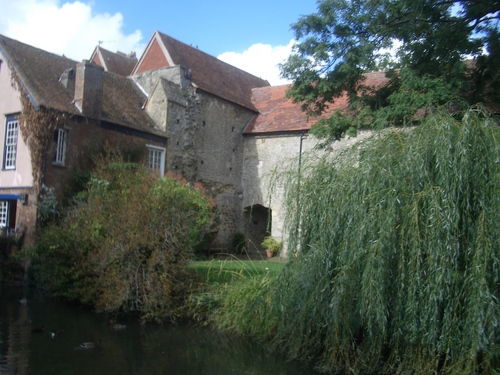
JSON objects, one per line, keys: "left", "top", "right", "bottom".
{"left": 92, "top": 0, "right": 317, "bottom": 56}
{"left": 0, "top": 0, "right": 319, "bottom": 85}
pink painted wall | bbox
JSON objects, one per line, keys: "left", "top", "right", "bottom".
{"left": 0, "top": 60, "right": 33, "bottom": 188}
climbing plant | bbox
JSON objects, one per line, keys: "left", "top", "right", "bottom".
{"left": 13, "top": 74, "right": 68, "bottom": 196}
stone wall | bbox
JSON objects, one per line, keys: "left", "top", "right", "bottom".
{"left": 179, "top": 90, "right": 257, "bottom": 249}
{"left": 242, "top": 130, "right": 376, "bottom": 257}
{"left": 138, "top": 68, "right": 258, "bottom": 250}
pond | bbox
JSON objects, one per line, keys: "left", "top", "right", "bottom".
{"left": 0, "top": 287, "right": 321, "bottom": 375}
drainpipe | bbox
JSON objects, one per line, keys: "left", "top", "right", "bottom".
{"left": 298, "top": 130, "right": 308, "bottom": 179}
{"left": 295, "top": 130, "right": 308, "bottom": 253}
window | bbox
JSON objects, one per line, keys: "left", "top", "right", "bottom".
{"left": 147, "top": 145, "right": 165, "bottom": 176}
{"left": 0, "top": 201, "right": 8, "bottom": 228}
{"left": 0, "top": 199, "right": 18, "bottom": 235}
{"left": 3, "top": 116, "right": 19, "bottom": 170}
{"left": 54, "top": 128, "right": 67, "bottom": 165}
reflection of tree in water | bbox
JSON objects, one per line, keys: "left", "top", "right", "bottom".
{"left": 3, "top": 291, "right": 31, "bottom": 375}
{"left": 137, "top": 323, "right": 319, "bottom": 375}
{"left": 0, "top": 289, "right": 318, "bottom": 374}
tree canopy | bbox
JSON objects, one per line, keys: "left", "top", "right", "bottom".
{"left": 281, "top": 0, "right": 500, "bottom": 140}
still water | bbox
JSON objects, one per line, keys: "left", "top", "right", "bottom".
{"left": 1, "top": 287, "right": 320, "bottom": 375}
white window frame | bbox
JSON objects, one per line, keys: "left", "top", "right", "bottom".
{"left": 0, "top": 201, "right": 8, "bottom": 228}
{"left": 147, "top": 145, "right": 166, "bottom": 176}
{"left": 4, "top": 117, "right": 19, "bottom": 170}
{"left": 54, "top": 128, "right": 67, "bottom": 165}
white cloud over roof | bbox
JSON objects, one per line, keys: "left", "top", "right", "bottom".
{"left": 218, "top": 40, "right": 294, "bottom": 86}
{"left": 0, "top": 0, "right": 292, "bottom": 85}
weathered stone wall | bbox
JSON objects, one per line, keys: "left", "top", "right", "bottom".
{"left": 242, "top": 130, "right": 376, "bottom": 256}
{"left": 132, "top": 66, "right": 190, "bottom": 96}
{"left": 242, "top": 133, "right": 316, "bottom": 242}
{"left": 138, "top": 67, "right": 258, "bottom": 250}
{"left": 169, "top": 90, "right": 257, "bottom": 249}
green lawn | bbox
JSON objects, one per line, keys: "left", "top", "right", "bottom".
{"left": 188, "top": 259, "right": 285, "bottom": 285}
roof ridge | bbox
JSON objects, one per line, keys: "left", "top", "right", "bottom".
{"left": 156, "top": 31, "right": 269, "bottom": 85}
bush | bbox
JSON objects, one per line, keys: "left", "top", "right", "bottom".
{"left": 27, "top": 157, "right": 218, "bottom": 321}
{"left": 231, "top": 232, "right": 246, "bottom": 254}
{"left": 260, "top": 236, "right": 282, "bottom": 254}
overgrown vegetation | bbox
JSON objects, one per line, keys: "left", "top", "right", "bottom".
{"left": 23, "top": 154, "right": 218, "bottom": 322}
{"left": 16, "top": 89, "right": 68, "bottom": 196}
{"left": 231, "top": 232, "right": 247, "bottom": 254}
{"left": 187, "top": 259, "right": 285, "bottom": 324}
{"left": 212, "top": 107, "right": 500, "bottom": 374}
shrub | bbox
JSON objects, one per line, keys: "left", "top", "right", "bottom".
{"left": 27, "top": 157, "right": 218, "bottom": 321}
{"left": 231, "top": 232, "right": 246, "bottom": 254}
{"left": 261, "top": 236, "right": 282, "bottom": 254}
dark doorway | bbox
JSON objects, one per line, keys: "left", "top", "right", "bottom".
{"left": 243, "top": 204, "right": 271, "bottom": 256}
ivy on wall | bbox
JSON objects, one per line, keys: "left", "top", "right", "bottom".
{"left": 12, "top": 73, "right": 69, "bottom": 197}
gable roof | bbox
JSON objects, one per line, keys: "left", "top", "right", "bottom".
{"left": 0, "top": 34, "right": 78, "bottom": 114}
{"left": 133, "top": 31, "right": 270, "bottom": 111}
{"left": 245, "top": 71, "right": 389, "bottom": 134}
{"left": 90, "top": 46, "right": 137, "bottom": 76}
{"left": 0, "top": 34, "right": 163, "bottom": 137}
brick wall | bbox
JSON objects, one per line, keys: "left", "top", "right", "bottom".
{"left": 43, "top": 118, "right": 166, "bottom": 206}
{"left": 135, "top": 39, "right": 169, "bottom": 74}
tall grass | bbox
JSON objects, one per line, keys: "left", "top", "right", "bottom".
{"left": 187, "top": 258, "right": 285, "bottom": 326}
{"left": 215, "top": 107, "right": 500, "bottom": 374}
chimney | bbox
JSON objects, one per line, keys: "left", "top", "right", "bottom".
{"left": 74, "top": 60, "right": 104, "bottom": 118}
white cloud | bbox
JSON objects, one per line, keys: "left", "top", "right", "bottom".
{"left": 0, "top": 0, "right": 145, "bottom": 61}
{"left": 0, "top": 0, "right": 293, "bottom": 85}
{"left": 218, "top": 40, "right": 295, "bottom": 86}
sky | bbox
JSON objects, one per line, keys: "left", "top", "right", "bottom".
{"left": 0, "top": 0, "right": 319, "bottom": 85}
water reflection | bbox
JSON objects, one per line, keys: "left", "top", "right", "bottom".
{"left": 0, "top": 288, "right": 319, "bottom": 375}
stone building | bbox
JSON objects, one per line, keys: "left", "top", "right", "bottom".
{"left": 1, "top": 30, "right": 384, "bottom": 256}
{"left": 91, "top": 31, "right": 276, "bottom": 253}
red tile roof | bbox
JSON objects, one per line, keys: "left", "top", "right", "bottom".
{"left": 245, "top": 71, "right": 389, "bottom": 134}
{"left": 134, "top": 31, "right": 271, "bottom": 111}
{"left": 90, "top": 46, "right": 137, "bottom": 77}
{"left": 0, "top": 34, "right": 162, "bottom": 137}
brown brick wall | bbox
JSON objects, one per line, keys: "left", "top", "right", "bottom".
{"left": 43, "top": 118, "right": 166, "bottom": 206}
{"left": 136, "top": 39, "right": 169, "bottom": 74}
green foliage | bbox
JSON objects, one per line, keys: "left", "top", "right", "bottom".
{"left": 36, "top": 184, "right": 61, "bottom": 226}
{"left": 281, "top": 0, "right": 500, "bottom": 141}
{"left": 217, "top": 108, "right": 500, "bottom": 374}
{"left": 188, "top": 259, "right": 285, "bottom": 327}
{"left": 261, "top": 236, "right": 282, "bottom": 254}
{"left": 231, "top": 232, "right": 246, "bottom": 254}
{"left": 21, "top": 225, "right": 96, "bottom": 301}
{"left": 189, "top": 260, "right": 285, "bottom": 285}
{"left": 25, "top": 157, "right": 218, "bottom": 322}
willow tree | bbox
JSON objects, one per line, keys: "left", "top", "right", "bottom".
{"left": 215, "top": 108, "right": 500, "bottom": 374}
